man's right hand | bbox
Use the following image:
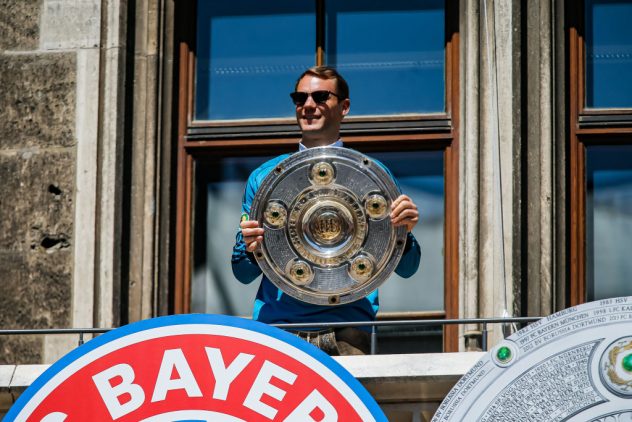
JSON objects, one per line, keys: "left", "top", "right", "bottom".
{"left": 240, "top": 220, "right": 264, "bottom": 252}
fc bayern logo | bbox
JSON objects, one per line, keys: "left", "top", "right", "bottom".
{"left": 5, "top": 314, "right": 385, "bottom": 421}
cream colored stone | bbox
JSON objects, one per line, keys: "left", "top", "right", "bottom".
{"left": 335, "top": 352, "right": 484, "bottom": 402}
{"left": 72, "top": 48, "right": 100, "bottom": 331}
{"left": 43, "top": 335, "right": 79, "bottom": 364}
{"left": 0, "top": 365, "right": 15, "bottom": 412}
{"left": 40, "top": 0, "right": 101, "bottom": 50}
{"left": 9, "top": 365, "right": 48, "bottom": 391}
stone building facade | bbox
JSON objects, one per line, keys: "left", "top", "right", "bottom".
{"left": 1, "top": 0, "right": 630, "bottom": 367}
{"left": 0, "top": 0, "right": 165, "bottom": 363}
{"left": 1, "top": 0, "right": 79, "bottom": 362}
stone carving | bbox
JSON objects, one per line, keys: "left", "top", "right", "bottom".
{"left": 433, "top": 297, "right": 632, "bottom": 421}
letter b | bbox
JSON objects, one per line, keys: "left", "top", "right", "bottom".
{"left": 92, "top": 363, "right": 145, "bottom": 419}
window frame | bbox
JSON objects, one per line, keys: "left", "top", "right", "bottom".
{"left": 186, "top": 0, "right": 453, "bottom": 138}
{"left": 568, "top": 1, "right": 632, "bottom": 306}
{"left": 173, "top": 0, "right": 460, "bottom": 352}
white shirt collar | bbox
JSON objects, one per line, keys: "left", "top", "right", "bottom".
{"left": 298, "top": 139, "right": 343, "bottom": 151}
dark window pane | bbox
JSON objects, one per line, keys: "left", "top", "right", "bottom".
{"left": 585, "top": 0, "right": 632, "bottom": 108}
{"left": 192, "top": 151, "right": 444, "bottom": 315}
{"left": 192, "top": 156, "right": 274, "bottom": 315}
{"left": 325, "top": 0, "right": 445, "bottom": 115}
{"left": 586, "top": 145, "right": 632, "bottom": 301}
{"left": 195, "top": 1, "right": 315, "bottom": 120}
{"left": 369, "top": 150, "right": 444, "bottom": 312}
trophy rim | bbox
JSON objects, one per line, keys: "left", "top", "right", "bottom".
{"left": 250, "top": 146, "right": 407, "bottom": 306}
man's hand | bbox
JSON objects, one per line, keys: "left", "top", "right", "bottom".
{"left": 240, "top": 220, "right": 264, "bottom": 252}
{"left": 390, "top": 194, "right": 419, "bottom": 232}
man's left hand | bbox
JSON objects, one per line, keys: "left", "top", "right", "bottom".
{"left": 390, "top": 194, "right": 419, "bottom": 232}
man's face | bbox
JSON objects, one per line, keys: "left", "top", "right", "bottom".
{"left": 294, "top": 75, "right": 350, "bottom": 143}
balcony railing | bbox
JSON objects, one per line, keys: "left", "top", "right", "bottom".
{"left": 0, "top": 316, "right": 541, "bottom": 355}
{"left": 0, "top": 317, "right": 543, "bottom": 420}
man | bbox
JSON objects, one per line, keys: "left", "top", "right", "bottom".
{"left": 232, "top": 66, "right": 421, "bottom": 355}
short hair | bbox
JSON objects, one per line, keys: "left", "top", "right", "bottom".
{"left": 294, "top": 66, "right": 349, "bottom": 100}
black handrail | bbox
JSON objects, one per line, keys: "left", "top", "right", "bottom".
{"left": 0, "top": 316, "right": 541, "bottom": 353}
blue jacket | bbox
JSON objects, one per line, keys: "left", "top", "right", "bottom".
{"left": 231, "top": 148, "right": 421, "bottom": 328}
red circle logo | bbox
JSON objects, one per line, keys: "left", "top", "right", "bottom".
{"left": 6, "top": 315, "right": 385, "bottom": 421}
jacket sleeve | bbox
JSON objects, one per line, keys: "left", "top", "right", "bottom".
{"left": 372, "top": 156, "right": 422, "bottom": 279}
{"left": 231, "top": 171, "right": 262, "bottom": 284}
{"left": 394, "top": 232, "right": 421, "bottom": 278}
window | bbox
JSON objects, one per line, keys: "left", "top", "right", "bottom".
{"left": 195, "top": 1, "right": 315, "bottom": 120}
{"left": 324, "top": 0, "right": 445, "bottom": 115}
{"left": 191, "top": 156, "right": 274, "bottom": 314}
{"left": 370, "top": 151, "right": 445, "bottom": 313}
{"left": 175, "top": 0, "right": 459, "bottom": 352}
{"left": 569, "top": 0, "right": 632, "bottom": 305}
{"left": 194, "top": 0, "right": 445, "bottom": 122}
{"left": 585, "top": 145, "right": 632, "bottom": 300}
{"left": 584, "top": 0, "right": 632, "bottom": 108}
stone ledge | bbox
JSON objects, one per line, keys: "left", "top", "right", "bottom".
{"left": 0, "top": 353, "right": 484, "bottom": 412}
{"left": 334, "top": 352, "right": 485, "bottom": 403}
{"left": 1, "top": 364, "right": 48, "bottom": 413}
{"left": 0, "top": 365, "right": 16, "bottom": 412}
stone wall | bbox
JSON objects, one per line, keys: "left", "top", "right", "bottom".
{"left": 0, "top": 0, "right": 567, "bottom": 364}
{"left": 0, "top": 0, "right": 76, "bottom": 363}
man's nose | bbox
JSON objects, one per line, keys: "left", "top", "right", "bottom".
{"left": 303, "top": 94, "right": 317, "bottom": 108}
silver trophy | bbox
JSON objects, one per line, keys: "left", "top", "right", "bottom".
{"left": 250, "top": 147, "right": 407, "bottom": 306}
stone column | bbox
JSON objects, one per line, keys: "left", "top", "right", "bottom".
{"left": 459, "top": 0, "right": 482, "bottom": 351}
{"left": 525, "top": 0, "right": 557, "bottom": 317}
{"left": 127, "top": 0, "right": 172, "bottom": 321}
{"left": 553, "top": 0, "right": 567, "bottom": 312}
{"left": 480, "top": 0, "right": 524, "bottom": 345}
{"left": 460, "top": 0, "right": 524, "bottom": 349}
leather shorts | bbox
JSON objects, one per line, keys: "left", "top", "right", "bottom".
{"left": 290, "top": 327, "right": 371, "bottom": 356}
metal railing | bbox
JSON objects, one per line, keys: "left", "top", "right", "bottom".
{"left": 0, "top": 317, "right": 541, "bottom": 355}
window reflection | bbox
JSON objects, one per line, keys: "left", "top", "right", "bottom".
{"left": 369, "top": 151, "right": 444, "bottom": 312}
{"left": 326, "top": 0, "right": 445, "bottom": 114}
{"left": 586, "top": 145, "right": 632, "bottom": 300}
{"left": 192, "top": 156, "right": 273, "bottom": 315}
{"left": 194, "top": 0, "right": 446, "bottom": 120}
{"left": 585, "top": 0, "right": 632, "bottom": 109}
{"left": 192, "top": 151, "right": 445, "bottom": 315}
{"left": 195, "top": 1, "right": 315, "bottom": 120}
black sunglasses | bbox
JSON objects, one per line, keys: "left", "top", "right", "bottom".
{"left": 290, "top": 90, "right": 340, "bottom": 106}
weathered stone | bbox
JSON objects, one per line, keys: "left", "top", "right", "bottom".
{"left": 0, "top": 364, "right": 15, "bottom": 411}
{"left": 43, "top": 334, "right": 78, "bottom": 364}
{"left": 0, "top": 0, "right": 40, "bottom": 51}
{"left": 0, "top": 54, "right": 76, "bottom": 149}
{"left": 40, "top": 0, "right": 101, "bottom": 50}
{"left": 9, "top": 364, "right": 48, "bottom": 396}
{"left": 0, "top": 335, "right": 41, "bottom": 365}
{"left": 0, "top": 252, "right": 71, "bottom": 330}
{"left": 0, "top": 167, "right": 73, "bottom": 363}
{"left": 0, "top": 151, "right": 74, "bottom": 252}
{"left": 0, "top": 251, "right": 71, "bottom": 364}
